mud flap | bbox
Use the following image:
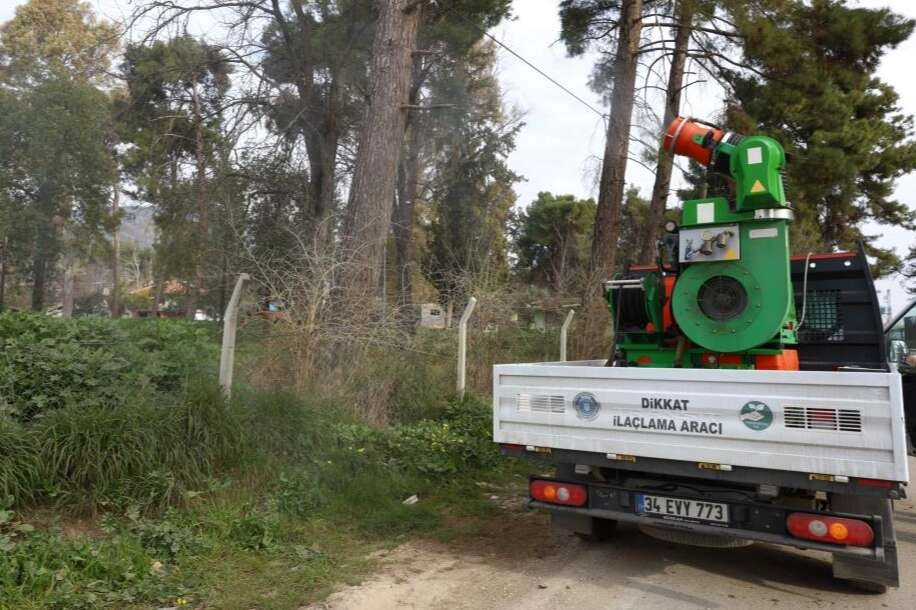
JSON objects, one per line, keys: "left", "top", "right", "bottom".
{"left": 831, "top": 495, "right": 899, "bottom": 589}
{"left": 551, "top": 511, "right": 594, "bottom": 534}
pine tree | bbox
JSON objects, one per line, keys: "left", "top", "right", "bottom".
{"left": 423, "top": 42, "right": 521, "bottom": 307}
{"left": 725, "top": 0, "right": 916, "bottom": 274}
{"left": 514, "top": 193, "right": 596, "bottom": 293}
{"left": 120, "top": 36, "right": 232, "bottom": 316}
{"left": 0, "top": 0, "right": 118, "bottom": 311}
{"left": 560, "top": 0, "right": 645, "bottom": 356}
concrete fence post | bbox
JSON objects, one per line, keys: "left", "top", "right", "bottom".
{"left": 219, "top": 273, "right": 250, "bottom": 399}
{"left": 457, "top": 296, "right": 478, "bottom": 398}
{"left": 560, "top": 309, "right": 575, "bottom": 362}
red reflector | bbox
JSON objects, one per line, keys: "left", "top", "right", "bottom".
{"left": 856, "top": 478, "right": 894, "bottom": 489}
{"left": 530, "top": 479, "right": 588, "bottom": 507}
{"left": 786, "top": 512, "right": 874, "bottom": 547}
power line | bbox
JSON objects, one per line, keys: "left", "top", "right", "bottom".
{"left": 457, "top": 16, "right": 608, "bottom": 122}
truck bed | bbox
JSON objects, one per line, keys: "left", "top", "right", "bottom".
{"left": 493, "top": 361, "right": 909, "bottom": 483}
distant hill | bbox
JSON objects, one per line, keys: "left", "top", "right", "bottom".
{"left": 120, "top": 205, "right": 156, "bottom": 248}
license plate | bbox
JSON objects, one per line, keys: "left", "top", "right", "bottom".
{"left": 636, "top": 494, "right": 729, "bottom": 524}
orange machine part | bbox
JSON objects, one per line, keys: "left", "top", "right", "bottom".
{"left": 663, "top": 117, "right": 723, "bottom": 166}
{"left": 661, "top": 275, "right": 675, "bottom": 331}
{"left": 755, "top": 350, "right": 799, "bottom": 371}
{"left": 644, "top": 275, "right": 677, "bottom": 333}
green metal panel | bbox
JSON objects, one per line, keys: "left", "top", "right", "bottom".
{"left": 730, "top": 136, "right": 787, "bottom": 211}
{"left": 671, "top": 219, "right": 794, "bottom": 352}
{"left": 680, "top": 197, "right": 743, "bottom": 227}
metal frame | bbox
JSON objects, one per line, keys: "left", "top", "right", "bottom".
{"left": 501, "top": 445, "right": 904, "bottom": 499}
{"left": 885, "top": 298, "right": 916, "bottom": 334}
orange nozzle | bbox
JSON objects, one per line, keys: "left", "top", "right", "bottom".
{"left": 663, "top": 117, "right": 724, "bottom": 166}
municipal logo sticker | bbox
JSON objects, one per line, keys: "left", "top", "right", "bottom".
{"left": 573, "top": 392, "right": 600, "bottom": 421}
{"left": 740, "top": 401, "right": 773, "bottom": 431}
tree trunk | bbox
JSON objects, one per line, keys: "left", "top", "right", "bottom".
{"left": 306, "top": 78, "right": 341, "bottom": 240}
{"left": 30, "top": 218, "right": 54, "bottom": 311}
{"left": 339, "top": 0, "right": 422, "bottom": 308}
{"left": 580, "top": 0, "right": 644, "bottom": 357}
{"left": 392, "top": 52, "right": 426, "bottom": 321}
{"left": 30, "top": 253, "right": 46, "bottom": 312}
{"left": 188, "top": 79, "right": 207, "bottom": 320}
{"left": 111, "top": 182, "right": 121, "bottom": 317}
{"left": 638, "top": 0, "right": 694, "bottom": 264}
{"left": 61, "top": 258, "right": 75, "bottom": 318}
{"left": 0, "top": 237, "right": 7, "bottom": 311}
{"left": 393, "top": 108, "right": 422, "bottom": 328}
{"left": 153, "top": 279, "right": 162, "bottom": 316}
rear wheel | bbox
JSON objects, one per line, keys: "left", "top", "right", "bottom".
{"left": 574, "top": 518, "right": 617, "bottom": 542}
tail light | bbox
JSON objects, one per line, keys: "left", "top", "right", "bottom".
{"left": 530, "top": 479, "right": 587, "bottom": 507}
{"left": 856, "top": 478, "right": 893, "bottom": 489}
{"left": 786, "top": 512, "right": 874, "bottom": 547}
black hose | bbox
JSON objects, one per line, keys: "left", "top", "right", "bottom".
{"left": 606, "top": 281, "right": 625, "bottom": 367}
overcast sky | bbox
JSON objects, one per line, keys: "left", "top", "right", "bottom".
{"left": 2, "top": 0, "right": 914, "bottom": 313}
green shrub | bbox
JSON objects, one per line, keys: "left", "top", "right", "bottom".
{"left": 273, "top": 470, "right": 324, "bottom": 517}
{"left": 227, "top": 510, "right": 279, "bottom": 551}
{"left": 116, "top": 510, "right": 208, "bottom": 560}
{"left": 0, "top": 333, "right": 136, "bottom": 420}
{"left": 327, "top": 396, "right": 499, "bottom": 477}
{"left": 231, "top": 389, "right": 331, "bottom": 462}
{"left": 0, "top": 314, "right": 216, "bottom": 421}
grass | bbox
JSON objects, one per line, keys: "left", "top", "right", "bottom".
{"left": 1, "top": 465, "right": 521, "bottom": 610}
{"left": 0, "top": 386, "right": 518, "bottom": 609}
{"left": 0, "top": 313, "right": 538, "bottom": 609}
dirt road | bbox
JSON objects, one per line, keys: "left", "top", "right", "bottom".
{"left": 308, "top": 476, "right": 916, "bottom": 610}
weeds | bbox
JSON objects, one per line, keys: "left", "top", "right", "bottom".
{"left": 26, "top": 383, "right": 237, "bottom": 513}
{"left": 0, "top": 418, "right": 38, "bottom": 506}
{"left": 0, "top": 314, "right": 521, "bottom": 609}
{"left": 0, "top": 510, "right": 182, "bottom": 610}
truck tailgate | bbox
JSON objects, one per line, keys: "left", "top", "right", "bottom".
{"left": 493, "top": 362, "right": 909, "bottom": 482}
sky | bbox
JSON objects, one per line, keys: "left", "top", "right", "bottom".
{"left": 1, "top": 0, "right": 914, "bottom": 314}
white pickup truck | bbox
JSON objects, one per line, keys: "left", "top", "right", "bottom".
{"left": 493, "top": 251, "right": 910, "bottom": 592}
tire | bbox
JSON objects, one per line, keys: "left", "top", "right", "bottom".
{"left": 574, "top": 518, "right": 618, "bottom": 542}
